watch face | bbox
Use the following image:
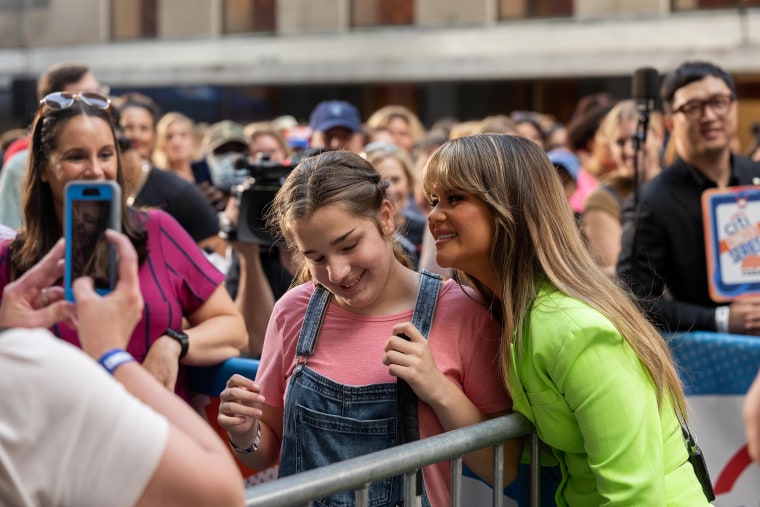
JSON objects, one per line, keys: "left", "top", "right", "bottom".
{"left": 166, "top": 329, "right": 189, "bottom": 358}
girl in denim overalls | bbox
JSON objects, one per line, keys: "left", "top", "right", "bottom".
{"left": 218, "top": 151, "right": 516, "bottom": 507}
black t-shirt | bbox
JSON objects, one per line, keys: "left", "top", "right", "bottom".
{"left": 617, "top": 154, "right": 760, "bottom": 331}
{"left": 224, "top": 248, "right": 293, "bottom": 301}
{"left": 134, "top": 167, "right": 219, "bottom": 243}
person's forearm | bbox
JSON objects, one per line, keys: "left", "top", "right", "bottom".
{"left": 426, "top": 380, "right": 520, "bottom": 486}
{"left": 235, "top": 252, "right": 275, "bottom": 357}
{"left": 647, "top": 298, "right": 717, "bottom": 333}
{"left": 183, "top": 314, "right": 246, "bottom": 365}
{"left": 115, "top": 360, "right": 245, "bottom": 507}
{"left": 115, "top": 362, "right": 231, "bottom": 454}
{"left": 229, "top": 419, "right": 281, "bottom": 470}
{"left": 228, "top": 405, "right": 283, "bottom": 470}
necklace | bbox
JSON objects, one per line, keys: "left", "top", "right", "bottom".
{"left": 127, "top": 160, "right": 151, "bottom": 206}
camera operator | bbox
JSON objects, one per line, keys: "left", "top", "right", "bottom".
{"left": 196, "top": 120, "right": 251, "bottom": 212}
{"left": 219, "top": 194, "right": 279, "bottom": 358}
{"left": 219, "top": 128, "right": 299, "bottom": 357}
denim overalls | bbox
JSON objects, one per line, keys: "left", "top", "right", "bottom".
{"left": 278, "top": 271, "right": 441, "bottom": 507}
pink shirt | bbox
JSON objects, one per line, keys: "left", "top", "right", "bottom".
{"left": 257, "top": 279, "right": 510, "bottom": 507}
{"left": 569, "top": 169, "right": 599, "bottom": 213}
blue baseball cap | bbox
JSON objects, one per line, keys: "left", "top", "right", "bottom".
{"left": 309, "top": 100, "right": 362, "bottom": 133}
{"left": 547, "top": 148, "right": 581, "bottom": 181}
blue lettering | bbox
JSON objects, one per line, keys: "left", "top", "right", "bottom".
{"left": 728, "top": 237, "right": 760, "bottom": 263}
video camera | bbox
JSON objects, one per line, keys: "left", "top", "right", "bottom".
{"left": 225, "top": 156, "right": 293, "bottom": 246}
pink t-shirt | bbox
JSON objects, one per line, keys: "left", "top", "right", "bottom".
{"left": 257, "top": 279, "right": 510, "bottom": 507}
{"left": 569, "top": 168, "right": 599, "bottom": 213}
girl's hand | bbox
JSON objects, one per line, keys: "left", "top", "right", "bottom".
{"left": 218, "top": 373, "right": 266, "bottom": 447}
{"left": 382, "top": 322, "right": 446, "bottom": 405}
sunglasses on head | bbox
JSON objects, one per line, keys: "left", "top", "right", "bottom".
{"left": 40, "top": 91, "right": 111, "bottom": 111}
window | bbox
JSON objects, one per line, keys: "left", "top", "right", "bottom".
{"left": 351, "top": 0, "right": 413, "bottom": 27}
{"left": 673, "top": 0, "right": 760, "bottom": 9}
{"left": 111, "top": 0, "right": 157, "bottom": 40}
{"left": 499, "top": 0, "right": 573, "bottom": 19}
{"left": 223, "top": 0, "right": 276, "bottom": 34}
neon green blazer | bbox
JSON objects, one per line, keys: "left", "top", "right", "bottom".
{"left": 508, "top": 280, "right": 711, "bottom": 506}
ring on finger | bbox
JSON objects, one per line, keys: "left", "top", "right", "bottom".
{"left": 41, "top": 288, "right": 49, "bottom": 307}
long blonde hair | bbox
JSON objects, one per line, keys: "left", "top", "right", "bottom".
{"left": 152, "top": 112, "right": 199, "bottom": 170}
{"left": 598, "top": 100, "right": 664, "bottom": 181}
{"left": 366, "top": 105, "right": 425, "bottom": 148}
{"left": 422, "top": 134, "right": 687, "bottom": 416}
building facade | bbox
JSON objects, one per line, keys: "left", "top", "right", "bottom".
{"left": 0, "top": 0, "right": 759, "bottom": 147}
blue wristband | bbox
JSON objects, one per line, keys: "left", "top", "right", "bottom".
{"left": 98, "top": 348, "right": 136, "bottom": 375}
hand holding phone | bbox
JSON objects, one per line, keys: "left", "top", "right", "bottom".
{"left": 64, "top": 181, "right": 121, "bottom": 302}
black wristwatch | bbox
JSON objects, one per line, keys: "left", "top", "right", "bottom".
{"left": 165, "top": 329, "right": 189, "bottom": 360}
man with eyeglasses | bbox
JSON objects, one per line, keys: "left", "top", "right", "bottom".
{"left": 0, "top": 62, "right": 106, "bottom": 231}
{"left": 618, "top": 60, "right": 760, "bottom": 335}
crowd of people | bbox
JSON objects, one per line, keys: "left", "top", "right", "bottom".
{"left": 1, "top": 57, "right": 758, "bottom": 506}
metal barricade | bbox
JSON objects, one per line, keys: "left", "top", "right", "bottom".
{"left": 244, "top": 413, "right": 539, "bottom": 507}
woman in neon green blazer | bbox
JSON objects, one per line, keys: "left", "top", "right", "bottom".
{"left": 421, "top": 134, "right": 712, "bottom": 506}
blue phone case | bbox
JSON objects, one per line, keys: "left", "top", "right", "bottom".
{"left": 63, "top": 181, "right": 122, "bottom": 302}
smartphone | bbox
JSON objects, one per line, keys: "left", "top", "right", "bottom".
{"left": 64, "top": 181, "right": 121, "bottom": 302}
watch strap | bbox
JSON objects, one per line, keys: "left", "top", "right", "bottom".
{"left": 165, "top": 328, "right": 189, "bottom": 360}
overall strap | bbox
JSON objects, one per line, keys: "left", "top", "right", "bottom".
{"left": 296, "top": 272, "right": 440, "bottom": 357}
{"left": 410, "top": 270, "right": 442, "bottom": 339}
{"left": 398, "top": 270, "right": 442, "bottom": 503}
{"left": 295, "top": 284, "right": 332, "bottom": 357}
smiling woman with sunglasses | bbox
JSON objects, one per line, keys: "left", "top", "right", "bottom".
{"left": 0, "top": 92, "right": 247, "bottom": 402}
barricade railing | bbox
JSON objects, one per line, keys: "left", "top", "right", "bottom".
{"left": 243, "top": 413, "right": 539, "bottom": 507}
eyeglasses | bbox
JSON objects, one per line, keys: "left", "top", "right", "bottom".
{"left": 40, "top": 91, "right": 111, "bottom": 111}
{"left": 672, "top": 94, "right": 735, "bottom": 119}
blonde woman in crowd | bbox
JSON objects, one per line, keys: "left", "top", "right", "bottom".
{"left": 366, "top": 104, "right": 425, "bottom": 153}
{"left": 582, "top": 100, "right": 664, "bottom": 274}
{"left": 245, "top": 123, "right": 291, "bottom": 163}
{"left": 152, "top": 112, "right": 201, "bottom": 182}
